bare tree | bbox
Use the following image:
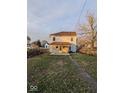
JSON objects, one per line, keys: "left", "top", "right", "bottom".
{"left": 81, "top": 14, "right": 97, "bottom": 48}
{"left": 27, "top": 36, "right": 31, "bottom": 41}
{"left": 27, "top": 36, "right": 31, "bottom": 45}
{"left": 36, "top": 40, "right": 41, "bottom": 47}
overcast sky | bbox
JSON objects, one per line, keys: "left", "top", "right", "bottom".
{"left": 27, "top": 0, "right": 96, "bottom": 42}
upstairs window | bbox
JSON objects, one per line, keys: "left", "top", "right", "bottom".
{"left": 71, "top": 37, "right": 73, "bottom": 41}
{"left": 53, "top": 37, "right": 55, "bottom": 41}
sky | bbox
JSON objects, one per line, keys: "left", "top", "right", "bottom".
{"left": 27, "top": 0, "right": 97, "bottom": 42}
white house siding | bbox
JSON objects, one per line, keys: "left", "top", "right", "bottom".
{"left": 50, "top": 36, "right": 77, "bottom": 52}
{"left": 50, "top": 36, "right": 76, "bottom": 44}
{"left": 50, "top": 45, "right": 70, "bottom": 54}
{"left": 44, "top": 43, "right": 49, "bottom": 48}
{"left": 50, "top": 45, "right": 61, "bottom": 53}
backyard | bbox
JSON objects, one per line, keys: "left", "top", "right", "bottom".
{"left": 27, "top": 53, "right": 97, "bottom": 93}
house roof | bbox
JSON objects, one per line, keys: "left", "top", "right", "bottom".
{"left": 50, "top": 31, "right": 76, "bottom": 36}
{"left": 50, "top": 42, "right": 71, "bottom": 45}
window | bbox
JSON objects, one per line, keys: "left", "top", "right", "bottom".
{"left": 71, "top": 37, "right": 73, "bottom": 41}
{"left": 53, "top": 37, "right": 55, "bottom": 41}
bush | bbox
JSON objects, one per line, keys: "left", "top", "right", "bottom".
{"left": 27, "top": 48, "right": 49, "bottom": 58}
{"left": 79, "top": 48, "right": 97, "bottom": 56}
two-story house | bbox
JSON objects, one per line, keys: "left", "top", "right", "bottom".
{"left": 49, "top": 31, "right": 77, "bottom": 54}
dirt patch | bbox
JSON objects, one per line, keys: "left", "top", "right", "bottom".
{"left": 69, "top": 56, "right": 97, "bottom": 93}
{"left": 80, "top": 61, "right": 88, "bottom": 66}
{"left": 57, "top": 60, "right": 64, "bottom": 66}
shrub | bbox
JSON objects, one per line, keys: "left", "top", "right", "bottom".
{"left": 79, "top": 48, "right": 97, "bottom": 56}
{"left": 27, "top": 48, "right": 49, "bottom": 58}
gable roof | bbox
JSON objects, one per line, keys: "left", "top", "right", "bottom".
{"left": 50, "top": 31, "right": 76, "bottom": 36}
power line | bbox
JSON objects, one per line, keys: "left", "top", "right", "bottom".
{"left": 74, "top": 0, "right": 87, "bottom": 32}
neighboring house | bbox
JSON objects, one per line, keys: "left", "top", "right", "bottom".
{"left": 41, "top": 40, "right": 49, "bottom": 48}
{"left": 49, "top": 31, "right": 77, "bottom": 54}
{"left": 44, "top": 43, "right": 49, "bottom": 48}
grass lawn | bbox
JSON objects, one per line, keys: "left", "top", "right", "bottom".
{"left": 71, "top": 53, "right": 97, "bottom": 80}
{"left": 27, "top": 53, "right": 94, "bottom": 93}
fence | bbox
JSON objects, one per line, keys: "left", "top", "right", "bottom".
{"left": 27, "top": 48, "right": 49, "bottom": 58}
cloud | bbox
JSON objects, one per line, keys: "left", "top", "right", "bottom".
{"left": 28, "top": 0, "right": 81, "bottom": 26}
{"left": 27, "top": 0, "right": 97, "bottom": 41}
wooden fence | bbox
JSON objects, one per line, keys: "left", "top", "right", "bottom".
{"left": 27, "top": 48, "right": 49, "bottom": 58}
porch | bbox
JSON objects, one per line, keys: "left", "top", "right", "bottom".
{"left": 49, "top": 42, "right": 71, "bottom": 55}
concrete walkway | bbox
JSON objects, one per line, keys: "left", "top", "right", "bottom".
{"left": 69, "top": 56, "right": 97, "bottom": 93}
